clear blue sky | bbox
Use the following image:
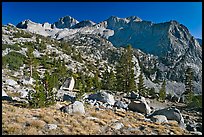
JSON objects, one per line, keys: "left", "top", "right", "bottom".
{"left": 2, "top": 2, "right": 202, "bottom": 39}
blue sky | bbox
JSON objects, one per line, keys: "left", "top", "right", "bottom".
{"left": 2, "top": 2, "right": 202, "bottom": 39}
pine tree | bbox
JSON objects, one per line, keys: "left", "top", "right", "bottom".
{"left": 25, "top": 46, "right": 34, "bottom": 78}
{"left": 184, "top": 67, "right": 194, "bottom": 104}
{"left": 107, "top": 69, "right": 116, "bottom": 91}
{"left": 101, "top": 68, "right": 109, "bottom": 90}
{"left": 138, "top": 73, "right": 146, "bottom": 96}
{"left": 86, "top": 77, "right": 93, "bottom": 92}
{"left": 92, "top": 70, "right": 101, "bottom": 91}
{"left": 116, "top": 45, "right": 136, "bottom": 93}
{"left": 159, "top": 80, "right": 166, "bottom": 101}
{"left": 184, "top": 67, "right": 193, "bottom": 95}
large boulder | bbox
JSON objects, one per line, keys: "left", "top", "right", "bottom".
{"left": 60, "top": 77, "right": 75, "bottom": 91}
{"left": 128, "top": 100, "right": 151, "bottom": 114}
{"left": 147, "top": 107, "right": 185, "bottom": 128}
{"left": 2, "top": 89, "right": 13, "bottom": 101}
{"left": 5, "top": 79, "right": 18, "bottom": 86}
{"left": 60, "top": 101, "right": 85, "bottom": 114}
{"left": 87, "top": 90, "right": 115, "bottom": 105}
{"left": 124, "top": 91, "right": 139, "bottom": 99}
{"left": 151, "top": 115, "right": 168, "bottom": 123}
{"left": 114, "top": 100, "right": 128, "bottom": 109}
{"left": 2, "top": 89, "right": 8, "bottom": 97}
{"left": 56, "top": 89, "right": 76, "bottom": 102}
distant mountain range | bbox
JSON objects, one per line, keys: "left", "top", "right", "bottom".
{"left": 3, "top": 15, "right": 202, "bottom": 95}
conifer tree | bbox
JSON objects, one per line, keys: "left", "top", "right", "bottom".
{"left": 116, "top": 45, "right": 136, "bottom": 93}
{"left": 107, "top": 69, "right": 116, "bottom": 91}
{"left": 138, "top": 73, "right": 146, "bottom": 96}
{"left": 184, "top": 67, "right": 194, "bottom": 104}
{"left": 25, "top": 46, "right": 34, "bottom": 78}
{"left": 86, "top": 77, "right": 93, "bottom": 92}
{"left": 92, "top": 70, "right": 101, "bottom": 90}
{"left": 101, "top": 68, "right": 109, "bottom": 90}
{"left": 159, "top": 80, "right": 166, "bottom": 101}
{"left": 184, "top": 67, "right": 193, "bottom": 94}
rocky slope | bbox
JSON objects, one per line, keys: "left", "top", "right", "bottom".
{"left": 2, "top": 100, "right": 191, "bottom": 135}
{"left": 2, "top": 22, "right": 202, "bottom": 135}
{"left": 14, "top": 15, "right": 202, "bottom": 95}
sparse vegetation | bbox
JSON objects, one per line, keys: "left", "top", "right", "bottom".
{"left": 2, "top": 43, "right": 21, "bottom": 51}
{"left": 13, "top": 30, "right": 32, "bottom": 38}
{"left": 2, "top": 51, "right": 26, "bottom": 70}
{"left": 159, "top": 80, "right": 166, "bottom": 101}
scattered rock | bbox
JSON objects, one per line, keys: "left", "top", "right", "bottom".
{"left": 128, "top": 100, "right": 151, "bottom": 114}
{"left": 2, "top": 89, "right": 13, "bottom": 101}
{"left": 190, "top": 131, "right": 202, "bottom": 135}
{"left": 114, "top": 100, "right": 128, "bottom": 109}
{"left": 60, "top": 77, "right": 75, "bottom": 91}
{"left": 110, "top": 122, "right": 124, "bottom": 130}
{"left": 45, "top": 124, "right": 57, "bottom": 130}
{"left": 5, "top": 79, "right": 18, "bottom": 86}
{"left": 87, "top": 90, "right": 115, "bottom": 105}
{"left": 56, "top": 89, "right": 77, "bottom": 102}
{"left": 2, "top": 89, "right": 8, "bottom": 97}
{"left": 86, "top": 116, "right": 99, "bottom": 120}
{"left": 60, "top": 101, "right": 85, "bottom": 114}
{"left": 147, "top": 107, "right": 185, "bottom": 128}
{"left": 195, "top": 123, "right": 202, "bottom": 132}
{"left": 186, "top": 124, "right": 196, "bottom": 132}
{"left": 151, "top": 115, "right": 168, "bottom": 123}
{"left": 124, "top": 91, "right": 139, "bottom": 99}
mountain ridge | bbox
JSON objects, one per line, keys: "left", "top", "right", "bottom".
{"left": 4, "top": 15, "right": 202, "bottom": 95}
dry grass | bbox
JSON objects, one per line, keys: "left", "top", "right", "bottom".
{"left": 6, "top": 90, "right": 22, "bottom": 97}
{"left": 3, "top": 123, "right": 22, "bottom": 135}
{"left": 25, "top": 127, "right": 38, "bottom": 135}
{"left": 2, "top": 101, "right": 191, "bottom": 135}
{"left": 28, "top": 119, "right": 46, "bottom": 128}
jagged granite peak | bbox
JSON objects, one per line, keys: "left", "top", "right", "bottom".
{"left": 52, "top": 15, "right": 79, "bottom": 29}
{"left": 126, "top": 16, "right": 142, "bottom": 22}
{"left": 71, "top": 20, "right": 96, "bottom": 29}
{"left": 16, "top": 19, "right": 38, "bottom": 29}
{"left": 42, "top": 22, "right": 52, "bottom": 29}
{"left": 196, "top": 38, "right": 202, "bottom": 46}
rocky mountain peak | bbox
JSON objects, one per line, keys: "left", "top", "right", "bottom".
{"left": 16, "top": 19, "right": 37, "bottom": 29}
{"left": 52, "top": 15, "right": 79, "bottom": 29}
{"left": 126, "top": 16, "right": 142, "bottom": 22}
{"left": 72, "top": 20, "right": 96, "bottom": 29}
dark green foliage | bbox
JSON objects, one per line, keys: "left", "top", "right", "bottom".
{"left": 13, "top": 30, "right": 32, "bottom": 38}
{"left": 27, "top": 71, "right": 57, "bottom": 108}
{"left": 184, "top": 67, "right": 193, "bottom": 95}
{"left": 27, "top": 81, "right": 47, "bottom": 108}
{"left": 92, "top": 70, "right": 101, "bottom": 91}
{"left": 108, "top": 70, "right": 117, "bottom": 90}
{"left": 138, "top": 73, "right": 147, "bottom": 97}
{"left": 2, "top": 44, "right": 21, "bottom": 51}
{"left": 37, "top": 42, "right": 47, "bottom": 52}
{"left": 59, "top": 41, "right": 72, "bottom": 55}
{"left": 116, "top": 45, "right": 137, "bottom": 93}
{"left": 72, "top": 51, "right": 83, "bottom": 63}
{"left": 85, "top": 77, "right": 93, "bottom": 92}
{"left": 159, "top": 80, "right": 166, "bottom": 101}
{"left": 2, "top": 52, "right": 26, "bottom": 70}
{"left": 188, "top": 95, "right": 202, "bottom": 109}
{"left": 25, "top": 46, "right": 35, "bottom": 77}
